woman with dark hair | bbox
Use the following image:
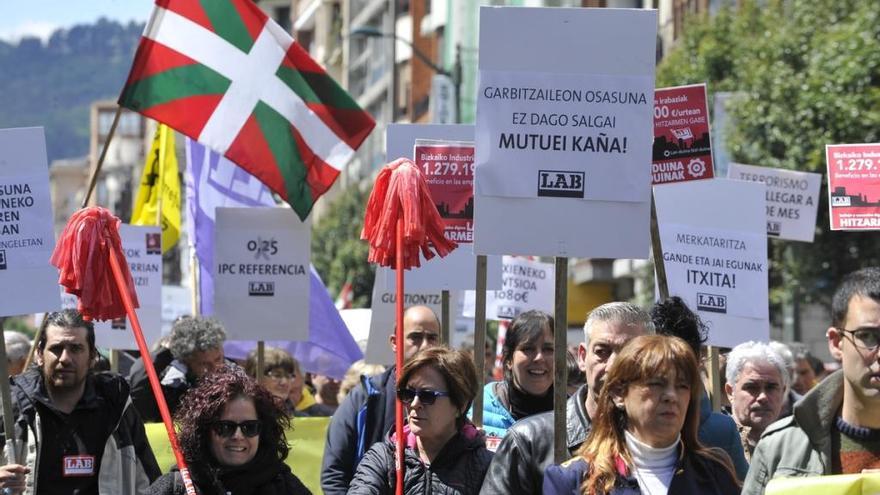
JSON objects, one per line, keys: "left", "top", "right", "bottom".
{"left": 347, "top": 347, "right": 491, "bottom": 494}
{"left": 473, "top": 309, "right": 555, "bottom": 440}
{"left": 149, "top": 365, "right": 310, "bottom": 495}
{"left": 544, "top": 335, "right": 740, "bottom": 495}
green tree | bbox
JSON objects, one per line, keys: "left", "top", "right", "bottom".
{"left": 657, "top": 0, "right": 880, "bottom": 319}
{"left": 311, "top": 185, "right": 375, "bottom": 308}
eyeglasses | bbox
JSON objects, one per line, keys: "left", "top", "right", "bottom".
{"left": 836, "top": 327, "right": 880, "bottom": 351}
{"left": 396, "top": 388, "right": 450, "bottom": 405}
{"left": 264, "top": 369, "right": 294, "bottom": 381}
{"left": 211, "top": 420, "right": 262, "bottom": 438}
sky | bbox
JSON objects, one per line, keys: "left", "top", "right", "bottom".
{"left": 0, "top": 1, "right": 154, "bottom": 42}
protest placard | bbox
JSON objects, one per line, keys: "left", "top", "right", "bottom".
{"left": 92, "top": 225, "right": 163, "bottom": 350}
{"left": 826, "top": 143, "right": 880, "bottom": 230}
{"left": 385, "top": 124, "right": 501, "bottom": 290}
{"left": 0, "top": 127, "right": 60, "bottom": 317}
{"left": 366, "top": 266, "right": 448, "bottom": 365}
{"left": 728, "top": 163, "right": 821, "bottom": 242}
{"left": 463, "top": 256, "right": 554, "bottom": 320}
{"left": 473, "top": 7, "right": 656, "bottom": 258}
{"left": 161, "top": 285, "right": 191, "bottom": 335}
{"left": 652, "top": 84, "right": 714, "bottom": 185}
{"left": 655, "top": 179, "right": 769, "bottom": 348}
{"left": 214, "top": 207, "right": 309, "bottom": 340}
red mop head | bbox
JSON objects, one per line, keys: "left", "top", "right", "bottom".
{"left": 362, "top": 157, "right": 458, "bottom": 269}
{"left": 50, "top": 207, "right": 139, "bottom": 321}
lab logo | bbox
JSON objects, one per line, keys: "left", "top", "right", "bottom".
{"left": 63, "top": 455, "right": 95, "bottom": 477}
{"left": 249, "top": 281, "right": 274, "bottom": 296}
{"left": 696, "top": 293, "right": 727, "bottom": 314}
{"left": 496, "top": 305, "right": 520, "bottom": 320}
{"left": 0, "top": 249, "right": 6, "bottom": 270}
{"left": 111, "top": 317, "right": 127, "bottom": 330}
{"left": 537, "top": 170, "right": 585, "bottom": 198}
{"left": 767, "top": 221, "right": 782, "bottom": 237}
{"left": 145, "top": 232, "right": 161, "bottom": 255}
{"left": 831, "top": 196, "right": 851, "bottom": 207}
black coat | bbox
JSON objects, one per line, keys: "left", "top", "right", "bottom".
{"left": 149, "top": 462, "right": 311, "bottom": 495}
{"left": 347, "top": 428, "right": 493, "bottom": 495}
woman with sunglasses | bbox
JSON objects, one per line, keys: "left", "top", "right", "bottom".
{"left": 348, "top": 347, "right": 492, "bottom": 494}
{"left": 150, "top": 365, "right": 311, "bottom": 495}
{"left": 543, "top": 335, "right": 740, "bottom": 495}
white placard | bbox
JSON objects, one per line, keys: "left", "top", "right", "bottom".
{"left": 655, "top": 179, "right": 769, "bottom": 347}
{"left": 463, "top": 256, "right": 555, "bottom": 320}
{"left": 476, "top": 70, "right": 652, "bottom": 201}
{"left": 727, "top": 163, "right": 821, "bottom": 242}
{"left": 214, "top": 207, "right": 309, "bottom": 340}
{"left": 161, "top": 285, "right": 192, "bottom": 336}
{"left": 385, "top": 124, "right": 502, "bottom": 290}
{"left": 473, "top": 7, "right": 656, "bottom": 258}
{"left": 0, "top": 127, "right": 60, "bottom": 316}
{"left": 365, "top": 267, "right": 445, "bottom": 365}
{"left": 93, "top": 225, "right": 163, "bottom": 350}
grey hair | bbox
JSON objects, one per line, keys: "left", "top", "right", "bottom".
{"left": 768, "top": 341, "right": 795, "bottom": 385}
{"left": 725, "top": 341, "right": 789, "bottom": 389}
{"left": 167, "top": 316, "right": 227, "bottom": 361}
{"left": 4, "top": 331, "right": 31, "bottom": 362}
{"left": 583, "top": 301, "right": 655, "bottom": 342}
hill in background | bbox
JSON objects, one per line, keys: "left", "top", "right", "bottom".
{"left": 0, "top": 19, "right": 144, "bottom": 163}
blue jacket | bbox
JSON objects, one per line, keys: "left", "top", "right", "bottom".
{"left": 470, "top": 382, "right": 516, "bottom": 439}
{"left": 543, "top": 449, "right": 741, "bottom": 495}
{"left": 321, "top": 366, "right": 396, "bottom": 495}
{"left": 698, "top": 393, "right": 749, "bottom": 481}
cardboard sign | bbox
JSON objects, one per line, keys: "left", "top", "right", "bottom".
{"left": 365, "top": 267, "right": 446, "bottom": 365}
{"left": 472, "top": 7, "right": 656, "bottom": 258}
{"left": 93, "top": 225, "right": 163, "bottom": 350}
{"left": 655, "top": 179, "right": 769, "bottom": 348}
{"left": 0, "top": 127, "right": 60, "bottom": 317}
{"left": 417, "top": 142, "right": 475, "bottom": 244}
{"left": 214, "top": 207, "right": 309, "bottom": 340}
{"left": 826, "top": 143, "right": 880, "bottom": 230}
{"left": 463, "top": 256, "right": 554, "bottom": 320}
{"left": 728, "top": 163, "right": 821, "bottom": 242}
{"left": 161, "top": 285, "right": 192, "bottom": 336}
{"left": 652, "top": 84, "right": 714, "bottom": 184}
{"left": 385, "top": 124, "right": 502, "bottom": 290}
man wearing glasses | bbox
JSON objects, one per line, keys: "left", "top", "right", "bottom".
{"left": 744, "top": 267, "right": 880, "bottom": 494}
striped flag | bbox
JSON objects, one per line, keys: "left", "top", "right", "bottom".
{"left": 120, "top": 0, "right": 375, "bottom": 220}
{"left": 131, "top": 124, "right": 181, "bottom": 253}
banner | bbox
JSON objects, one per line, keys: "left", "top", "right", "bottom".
{"left": 652, "top": 84, "right": 714, "bottom": 185}
{"left": 463, "top": 256, "right": 554, "bottom": 320}
{"left": 654, "top": 179, "right": 769, "bottom": 348}
{"left": 826, "top": 143, "right": 880, "bottom": 230}
{"left": 0, "top": 127, "right": 60, "bottom": 316}
{"left": 214, "top": 207, "right": 310, "bottom": 341}
{"left": 93, "top": 225, "right": 163, "bottom": 350}
{"left": 472, "top": 7, "right": 656, "bottom": 258}
{"left": 131, "top": 124, "right": 181, "bottom": 253}
{"left": 728, "top": 162, "right": 821, "bottom": 242}
{"left": 146, "top": 417, "right": 330, "bottom": 495}
{"left": 766, "top": 472, "right": 880, "bottom": 495}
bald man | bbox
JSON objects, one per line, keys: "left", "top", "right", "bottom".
{"left": 321, "top": 305, "right": 440, "bottom": 495}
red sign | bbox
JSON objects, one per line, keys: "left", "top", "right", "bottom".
{"left": 415, "top": 143, "right": 474, "bottom": 243}
{"left": 652, "top": 83, "right": 714, "bottom": 185}
{"left": 826, "top": 143, "right": 880, "bottom": 230}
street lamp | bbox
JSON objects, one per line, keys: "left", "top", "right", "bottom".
{"left": 350, "top": 25, "right": 461, "bottom": 124}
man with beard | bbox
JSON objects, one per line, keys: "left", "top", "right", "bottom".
{"left": 480, "top": 302, "right": 654, "bottom": 495}
{"left": 744, "top": 268, "right": 880, "bottom": 493}
{"left": 0, "top": 309, "right": 160, "bottom": 494}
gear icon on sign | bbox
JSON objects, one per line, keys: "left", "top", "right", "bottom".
{"left": 687, "top": 158, "right": 707, "bottom": 177}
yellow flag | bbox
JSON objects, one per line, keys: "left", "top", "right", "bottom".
{"left": 131, "top": 124, "right": 180, "bottom": 253}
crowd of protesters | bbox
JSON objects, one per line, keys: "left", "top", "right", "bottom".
{"left": 0, "top": 266, "right": 877, "bottom": 494}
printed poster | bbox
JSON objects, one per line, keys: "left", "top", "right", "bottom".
{"left": 416, "top": 141, "right": 474, "bottom": 244}
{"left": 0, "top": 127, "right": 60, "bottom": 316}
{"left": 826, "top": 143, "right": 880, "bottom": 230}
{"left": 728, "top": 163, "right": 821, "bottom": 242}
{"left": 214, "top": 207, "right": 310, "bottom": 340}
{"left": 652, "top": 84, "right": 713, "bottom": 184}
{"left": 463, "top": 256, "right": 554, "bottom": 320}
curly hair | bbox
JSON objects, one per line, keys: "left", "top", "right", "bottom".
{"left": 175, "top": 365, "right": 290, "bottom": 468}
{"left": 167, "top": 316, "right": 226, "bottom": 361}
{"left": 650, "top": 296, "right": 707, "bottom": 358}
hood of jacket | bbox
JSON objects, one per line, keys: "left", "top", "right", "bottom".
{"left": 788, "top": 369, "right": 843, "bottom": 454}
{"left": 10, "top": 369, "right": 129, "bottom": 420}
{"left": 387, "top": 421, "right": 487, "bottom": 468}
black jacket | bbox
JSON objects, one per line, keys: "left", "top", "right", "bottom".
{"left": 321, "top": 367, "right": 397, "bottom": 495}
{"left": 480, "top": 385, "right": 592, "bottom": 495}
{"left": 543, "top": 450, "right": 741, "bottom": 495}
{"left": 149, "top": 463, "right": 311, "bottom": 495}
{"left": 128, "top": 347, "right": 181, "bottom": 422}
{"left": 347, "top": 427, "right": 493, "bottom": 495}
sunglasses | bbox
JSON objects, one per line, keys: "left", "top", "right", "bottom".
{"left": 211, "top": 420, "right": 261, "bottom": 438}
{"left": 396, "top": 388, "right": 450, "bottom": 405}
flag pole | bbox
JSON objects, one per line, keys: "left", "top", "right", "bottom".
{"left": 0, "top": 317, "right": 21, "bottom": 466}
{"left": 82, "top": 105, "right": 123, "bottom": 208}
{"left": 472, "top": 255, "right": 488, "bottom": 428}
{"left": 553, "top": 258, "right": 568, "bottom": 464}
{"left": 394, "top": 218, "right": 405, "bottom": 495}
